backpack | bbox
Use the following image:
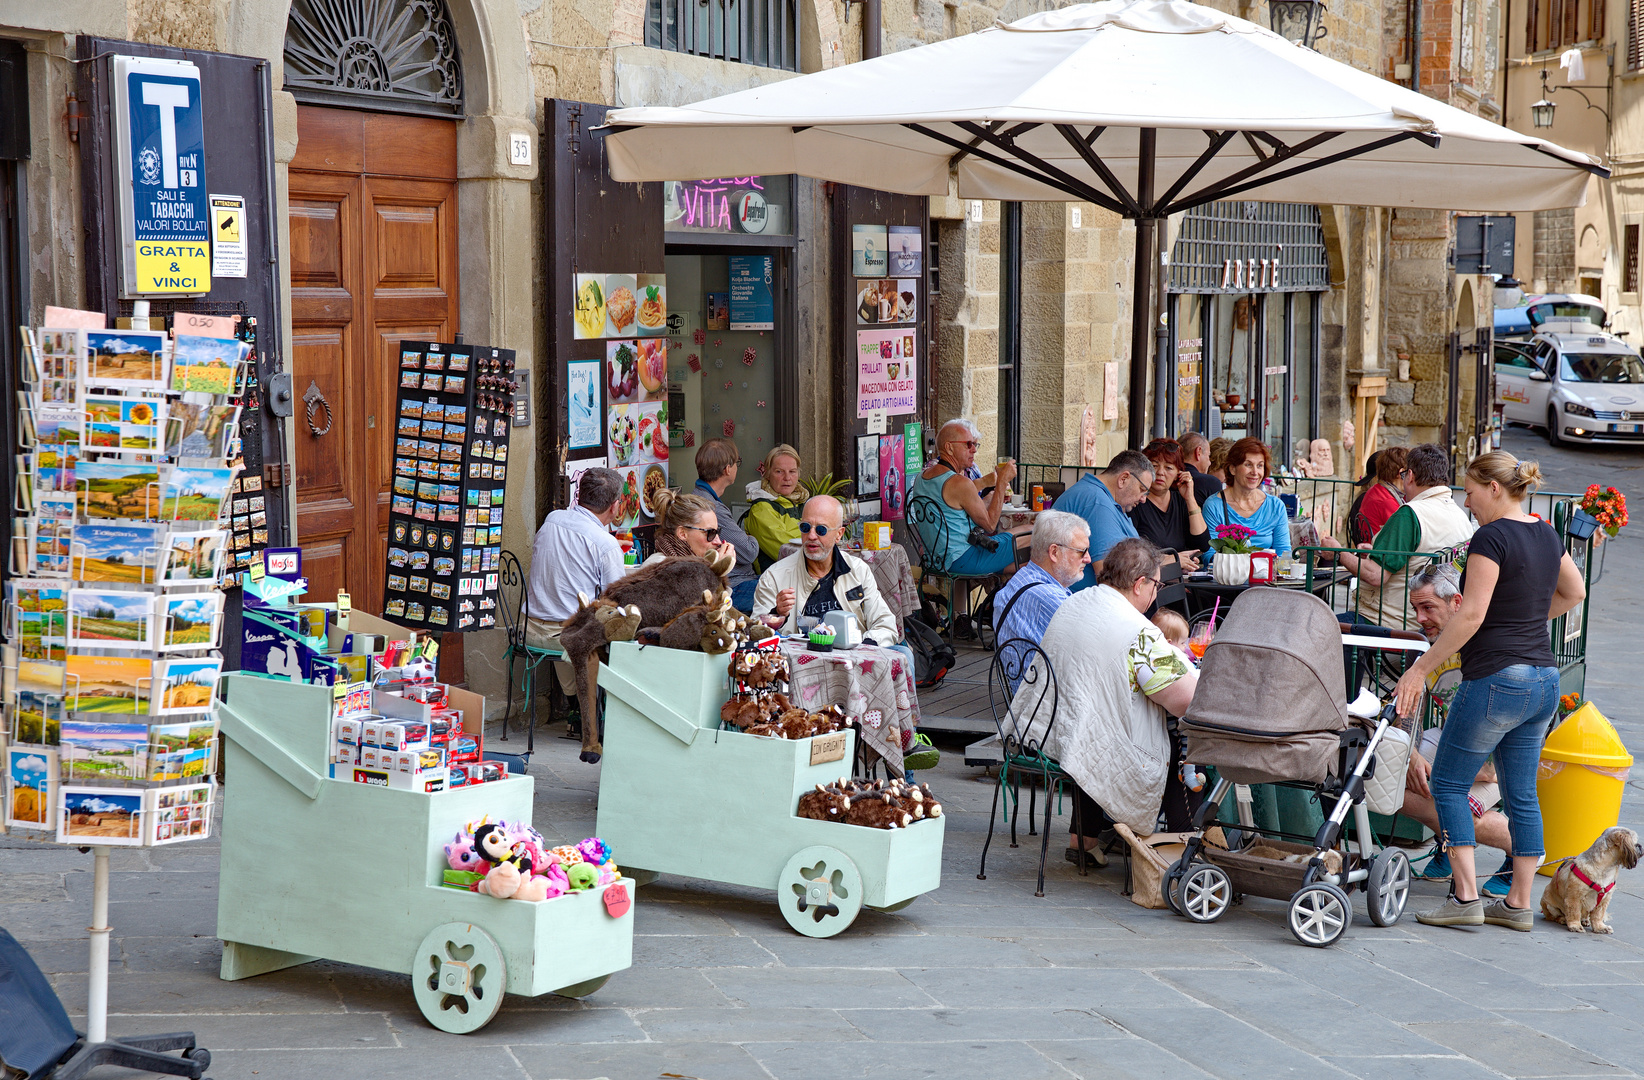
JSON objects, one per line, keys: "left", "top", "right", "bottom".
{"left": 904, "top": 615, "right": 956, "bottom": 689}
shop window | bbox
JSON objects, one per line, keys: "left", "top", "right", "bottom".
{"left": 1528, "top": 0, "right": 1602, "bottom": 54}
{"left": 1631, "top": 0, "right": 1644, "bottom": 69}
{"left": 646, "top": 0, "right": 799, "bottom": 72}
{"left": 1625, "top": 223, "right": 1640, "bottom": 293}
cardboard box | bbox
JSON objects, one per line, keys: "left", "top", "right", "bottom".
{"left": 333, "top": 717, "right": 361, "bottom": 744}
{"left": 863, "top": 521, "right": 894, "bottom": 550}
{"left": 389, "top": 766, "right": 448, "bottom": 792}
{"left": 332, "top": 740, "right": 358, "bottom": 766}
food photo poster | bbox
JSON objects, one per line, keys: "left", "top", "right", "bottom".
{"left": 572, "top": 273, "right": 667, "bottom": 340}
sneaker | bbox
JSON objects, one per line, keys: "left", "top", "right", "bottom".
{"left": 1419, "top": 851, "right": 1452, "bottom": 882}
{"left": 1483, "top": 899, "right": 1534, "bottom": 932}
{"left": 1415, "top": 893, "right": 1484, "bottom": 928}
{"left": 904, "top": 733, "right": 941, "bottom": 772}
{"left": 1480, "top": 860, "right": 1514, "bottom": 899}
{"left": 1065, "top": 846, "right": 1108, "bottom": 869}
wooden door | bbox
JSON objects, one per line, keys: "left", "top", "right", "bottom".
{"left": 288, "top": 106, "right": 459, "bottom": 606}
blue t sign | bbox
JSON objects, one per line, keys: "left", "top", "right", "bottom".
{"left": 114, "top": 56, "right": 211, "bottom": 296}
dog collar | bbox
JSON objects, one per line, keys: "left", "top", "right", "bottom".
{"left": 1570, "top": 862, "right": 1616, "bottom": 899}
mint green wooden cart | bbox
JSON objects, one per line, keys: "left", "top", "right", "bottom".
{"left": 213, "top": 674, "right": 635, "bottom": 1033}
{"left": 595, "top": 643, "right": 945, "bottom": 937}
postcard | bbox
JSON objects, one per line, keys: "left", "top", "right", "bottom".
{"left": 7, "top": 747, "right": 58, "bottom": 831}
{"left": 73, "top": 522, "right": 161, "bottom": 584}
{"left": 32, "top": 520, "right": 73, "bottom": 577}
{"left": 171, "top": 335, "right": 248, "bottom": 395}
{"left": 154, "top": 657, "right": 220, "bottom": 715}
{"left": 148, "top": 723, "right": 215, "bottom": 782}
{"left": 78, "top": 461, "right": 163, "bottom": 520}
{"left": 145, "top": 781, "right": 214, "bottom": 845}
{"left": 57, "top": 785, "right": 145, "bottom": 846}
{"left": 15, "top": 691, "right": 64, "bottom": 744}
{"left": 159, "top": 528, "right": 226, "bottom": 585}
{"left": 83, "top": 395, "right": 164, "bottom": 455}
{"left": 61, "top": 719, "right": 148, "bottom": 781}
{"left": 158, "top": 592, "right": 222, "bottom": 652}
{"left": 163, "top": 466, "right": 236, "bottom": 522}
{"left": 84, "top": 330, "right": 169, "bottom": 391}
{"left": 17, "top": 658, "right": 66, "bottom": 696}
{"left": 165, "top": 403, "right": 240, "bottom": 460}
{"left": 65, "top": 653, "right": 153, "bottom": 714}
{"left": 852, "top": 224, "right": 889, "bottom": 277}
{"left": 36, "top": 327, "right": 84, "bottom": 405}
{"left": 67, "top": 589, "right": 154, "bottom": 649}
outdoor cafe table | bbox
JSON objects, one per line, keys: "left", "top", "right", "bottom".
{"left": 1182, "top": 565, "right": 1352, "bottom": 616}
{"left": 777, "top": 638, "right": 918, "bottom": 775}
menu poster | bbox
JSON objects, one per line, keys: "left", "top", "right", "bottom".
{"left": 888, "top": 225, "right": 922, "bottom": 276}
{"left": 852, "top": 224, "right": 888, "bottom": 277}
{"left": 855, "top": 329, "right": 919, "bottom": 417}
{"left": 878, "top": 434, "right": 906, "bottom": 522}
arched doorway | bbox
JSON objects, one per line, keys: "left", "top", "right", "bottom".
{"left": 283, "top": 0, "right": 465, "bottom": 606}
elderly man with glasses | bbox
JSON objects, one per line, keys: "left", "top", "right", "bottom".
{"left": 751, "top": 495, "right": 899, "bottom": 644}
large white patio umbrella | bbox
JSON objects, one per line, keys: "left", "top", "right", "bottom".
{"left": 604, "top": 0, "right": 1606, "bottom": 443}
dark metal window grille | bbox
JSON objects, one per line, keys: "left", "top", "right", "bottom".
{"left": 1167, "top": 201, "right": 1329, "bottom": 294}
{"left": 646, "top": 0, "right": 799, "bottom": 72}
{"left": 284, "top": 0, "right": 464, "bottom": 117}
{"left": 1631, "top": 0, "right": 1644, "bottom": 70}
{"left": 1626, "top": 224, "right": 1640, "bottom": 292}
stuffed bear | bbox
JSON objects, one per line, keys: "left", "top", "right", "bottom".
{"left": 560, "top": 551, "right": 736, "bottom": 762}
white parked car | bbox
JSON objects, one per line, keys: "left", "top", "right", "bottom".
{"left": 1496, "top": 323, "right": 1644, "bottom": 445}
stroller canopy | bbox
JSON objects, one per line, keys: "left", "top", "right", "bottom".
{"left": 1185, "top": 589, "right": 1347, "bottom": 737}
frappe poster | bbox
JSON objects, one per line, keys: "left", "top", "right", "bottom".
{"left": 855, "top": 329, "right": 918, "bottom": 417}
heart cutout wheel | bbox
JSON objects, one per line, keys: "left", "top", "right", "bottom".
{"left": 412, "top": 921, "right": 508, "bottom": 1033}
{"left": 778, "top": 845, "right": 864, "bottom": 938}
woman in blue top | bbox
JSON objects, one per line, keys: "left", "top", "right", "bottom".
{"left": 908, "top": 420, "right": 1027, "bottom": 576}
{"left": 1200, "top": 437, "right": 1292, "bottom": 559}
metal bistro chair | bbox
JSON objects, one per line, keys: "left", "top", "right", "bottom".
{"left": 978, "top": 636, "right": 1084, "bottom": 897}
{"left": 497, "top": 549, "right": 563, "bottom": 758}
{"left": 906, "top": 495, "right": 1003, "bottom": 649}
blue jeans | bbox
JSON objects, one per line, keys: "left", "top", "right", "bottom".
{"left": 730, "top": 579, "right": 757, "bottom": 613}
{"left": 1431, "top": 664, "right": 1559, "bottom": 857}
{"left": 948, "top": 532, "right": 1017, "bottom": 576}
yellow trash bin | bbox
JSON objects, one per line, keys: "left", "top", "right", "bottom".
{"left": 1536, "top": 702, "right": 1634, "bottom": 876}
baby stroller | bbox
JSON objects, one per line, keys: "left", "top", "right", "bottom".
{"left": 1167, "top": 588, "right": 1427, "bottom": 947}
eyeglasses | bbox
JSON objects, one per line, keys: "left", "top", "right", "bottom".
{"left": 1142, "top": 576, "right": 1163, "bottom": 590}
{"left": 682, "top": 525, "right": 721, "bottom": 541}
{"left": 957, "top": 440, "right": 979, "bottom": 449}
{"left": 1054, "top": 544, "right": 1090, "bottom": 557}
{"left": 799, "top": 522, "right": 832, "bottom": 537}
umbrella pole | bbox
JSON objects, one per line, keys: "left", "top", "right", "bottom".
{"left": 1127, "top": 129, "right": 1158, "bottom": 450}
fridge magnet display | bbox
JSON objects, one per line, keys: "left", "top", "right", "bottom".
{"left": 856, "top": 434, "right": 882, "bottom": 496}
{"left": 856, "top": 279, "right": 918, "bottom": 325}
{"left": 67, "top": 589, "right": 154, "bottom": 649}
{"left": 84, "top": 330, "right": 169, "bottom": 391}
{"left": 607, "top": 340, "right": 642, "bottom": 404}
{"left": 704, "top": 293, "right": 729, "bottom": 330}
{"left": 171, "top": 335, "right": 247, "bottom": 394}
{"left": 573, "top": 273, "right": 607, "bottom": 339}
{"left": 73, "top": 522, "right": 160, "bottom": 584}
{"left": 6, "top": 747, "right": 57, "bottom": 830}
{"left": 154, "top": 657, "right": 221, "bottom": 713}
{"left": 163, "top": 466, "right": 236, "bottom": 522}
{"left": 77, "top": 461, "right": 163, "bottom": 520}
{"left": 158, "top": 592, "right": 222, "bottom": 651}
{"left": 160, "top": 529, "right": 226, "bottom": 584}
{"left": 66, "top": 653, "right": 153, "bottom": 713}
{"left": 82, "top": 396, "right": 164, "bottom": 454}
{"left": 636, "top": 273, "right": 668, "bottom": 336}
{"left": 879, "top": 434, "right": 906, "bottom": 521}
{"left": 888, "top": 225, "right": 923, "bottom": 276}
{"left": 56, "top": 785, "right": 144, "bottom": 846}
{"left": 604, "top": 274, "right": 638, "bottom": 337}
{"left": 852, "top": 224, "right": 889, "bottom": 277}
{"left": 60, "top": 720, "right": 147, "bottom": 780}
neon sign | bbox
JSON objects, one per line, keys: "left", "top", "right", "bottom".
{"left": 666, "top": 176, "right": 783, "bottom": 235}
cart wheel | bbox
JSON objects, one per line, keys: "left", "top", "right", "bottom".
{"left": 412, "top": 922, "right": 507, "bottom": 1033}
{"left": 1366, "top": 848, "right": 1411, "bottom": 927}
{"left": 777, "top": 845, "right": 864, "bottom": 938}
{"left": 872, "top": 897, "right": 917, "bottom": 913}
{"left": 552, "top": 974, "right": 611, "bottom": 999}
{"left": 1162, "top": 857, "right": 1188, "bottom": 916}
{"left": 1288, "top": 882, "right": 1351, "bottom": 948}
{"left": 1179, "top": 862, "right": 1232, "bottom": 923}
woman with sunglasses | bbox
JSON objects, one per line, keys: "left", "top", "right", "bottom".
{"left": 647, "top": 488, "right": 734, "bottom": 563}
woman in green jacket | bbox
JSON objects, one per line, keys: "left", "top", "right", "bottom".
{"left": 745, "top": 444, "right": 805, "bottom": 569}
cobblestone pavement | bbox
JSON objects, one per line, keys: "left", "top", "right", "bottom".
{"left": 3, "top": 427, "right": 1642, "bottom": 1080}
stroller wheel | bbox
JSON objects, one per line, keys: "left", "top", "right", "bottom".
{"left": 1366, "top": 848, "right": 1412, "bottom": 927}
{"left": 1288, "top": 882, "right": 1351, "bottom": 947}
{"left": 1162, "top": 857, "right": 1189, "bottom": 915}
{"left": 1179, "top": 862, "right": 1232, "bottom": 923}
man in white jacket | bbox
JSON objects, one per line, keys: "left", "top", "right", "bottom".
{"left": 752, "top": 495, "right": 899, "bottom": 645}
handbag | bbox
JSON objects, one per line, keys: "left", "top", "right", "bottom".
{"left": 1362, "top": 723, "right": 1413, "bottom": 816}
{"left": 1114, "top": 822, "right": 1227, "bottom": 909}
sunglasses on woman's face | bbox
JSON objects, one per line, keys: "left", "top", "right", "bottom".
{"left": 799, "top": 522, "right": 832, "bottom": 537}
{"left": 683, "top": 525, "right": 721, "bottom": 541}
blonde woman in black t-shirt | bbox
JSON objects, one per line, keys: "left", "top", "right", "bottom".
{"left": 1393, "top": 452, "right": 1587, "bottom": 932}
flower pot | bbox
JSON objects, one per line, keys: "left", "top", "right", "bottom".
{"left": 1567, "top": 509, "right": 1600, "bottom": 542}
{"left": 1212, "top": 552, "right": 1251, "bottom": 586}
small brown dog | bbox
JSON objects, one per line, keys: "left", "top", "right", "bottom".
{"left": 1540, "top": 827, "right": 1642, "bottom": 934}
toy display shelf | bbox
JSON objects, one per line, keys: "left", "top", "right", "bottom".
{"left": 595, "top": 642, "right": 944, "bottom": 938}
{"left": 214, "top": 673, "right": 633, "bottom": 1033}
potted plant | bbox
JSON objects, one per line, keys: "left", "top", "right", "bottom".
{"left": 1210, "top": 523, "right": 1258, "bottom": 585}
{"left": 1577, "top": 485, "right": 1628, "bottom": 543}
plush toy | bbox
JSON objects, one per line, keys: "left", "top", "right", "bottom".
{"left": 550, "top": 844, "right": 584, "bottom": 867}
{"left": 796, "top": 778, "right": 942, "bottom": 829}
{"left": 566, "top": 862, "right": 600, "bottom": 891}
{"left": 576, "top": 837, "right": 612, "bottom": 866}
{"left": 657, "top": 589, "right": 741, "bottom": 654}
{"left": 560, "top": 550, "right": 738, "bottom": 762}
{"left": 797, "top": 782, "right": 854, "bottom": 821}
{"left": 445, "top": 830, "right": 485, "bottom": 874}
